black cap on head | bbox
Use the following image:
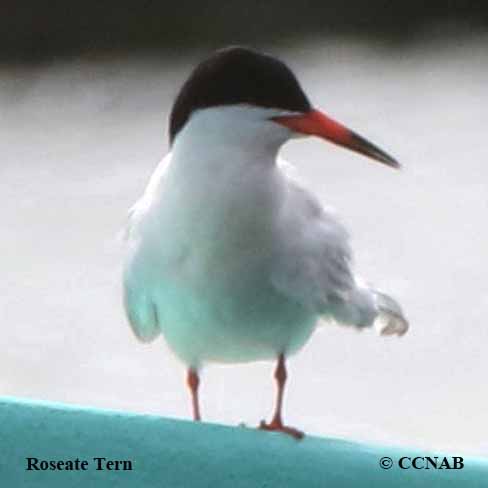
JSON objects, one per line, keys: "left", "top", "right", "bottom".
{"left": 169, "top": 46, "right": 311, "bottom": 144}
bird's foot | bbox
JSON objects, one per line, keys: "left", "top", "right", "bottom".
{"left": 259, "top": 419, "right": 304, "bottom": 440}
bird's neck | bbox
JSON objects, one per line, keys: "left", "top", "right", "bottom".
{"left": 169, "top": 106, "right": 291, "bottom": 175}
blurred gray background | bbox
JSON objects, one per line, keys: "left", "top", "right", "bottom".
{"left": 2, "top": 2, "right": 488, "bottom": 455}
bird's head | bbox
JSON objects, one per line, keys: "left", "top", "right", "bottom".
{"left": 169, "top": 46, "right": 399, "bottom": 168}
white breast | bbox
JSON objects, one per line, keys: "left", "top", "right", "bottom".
{"left": 122, "top": 105, "right": 408, "bottom": 368}
{"left": 123, "top": 106, "right": 318, "bottom": 367}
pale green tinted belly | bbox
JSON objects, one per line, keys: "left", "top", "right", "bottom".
{"left": 155, "top": 275, "right": 318, "bottom": 366}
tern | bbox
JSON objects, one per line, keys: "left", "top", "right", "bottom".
{"left": 123, "top": 46, "right": 408, "bottom": 439}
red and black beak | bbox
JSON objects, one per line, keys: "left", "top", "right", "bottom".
{"left": 273, "top": 109, "right": 399, "bottom": 169}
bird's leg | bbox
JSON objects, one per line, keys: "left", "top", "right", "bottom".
{"left": 259, "top": 353, "right": 304, "bottom": 439}
{"left": 187, "top": 368, "right": 201, "bottom": 421}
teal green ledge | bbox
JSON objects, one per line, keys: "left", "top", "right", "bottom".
{"left": 1, "top": 396, "right": 487, "bottom": 487}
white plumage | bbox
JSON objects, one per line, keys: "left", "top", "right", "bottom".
{"left": 123, "top": 106, "right": 408, "bottom": 369}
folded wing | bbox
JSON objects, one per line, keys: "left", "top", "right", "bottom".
{"left": 271, "top": 160, "right": 408, "bottom": 336}
{"left": 122, "top": 154, "right": 172, "bottom": 343}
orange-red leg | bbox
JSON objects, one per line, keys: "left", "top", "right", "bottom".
{"left": 259, "top": 353, "right": 304, "bottom": 439}
{"left": 187, "top": 368, "right": 201, "bottom": 421}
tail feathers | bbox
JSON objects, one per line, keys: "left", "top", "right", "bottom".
{"left": 324, "top": 286, "right": 409, "bottom": 337}
{"left": 372, "top": 290, "right": 409, "bottom": 336}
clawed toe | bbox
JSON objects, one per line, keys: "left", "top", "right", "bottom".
{"left": 259, "top": 419, "right": 304, "bottom": 440}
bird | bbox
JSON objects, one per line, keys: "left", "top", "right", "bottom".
{"left": 122, "top": 46, "right": 408, "bottom": 439}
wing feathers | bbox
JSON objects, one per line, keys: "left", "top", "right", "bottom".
{"left": 272, "top": 161, "right": 408, "bottom": 337}
{"left": 123, "top": 285, "right": 160, "bottom": 343}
